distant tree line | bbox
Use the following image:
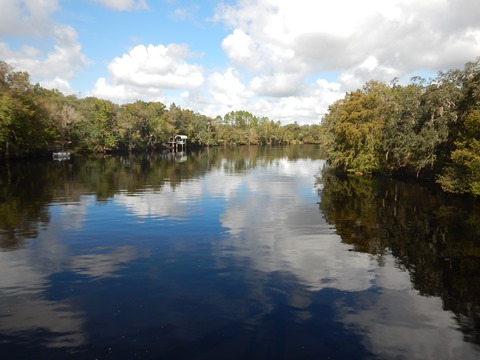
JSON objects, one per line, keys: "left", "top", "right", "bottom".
{"left": 320, "top": 58, "right": 480, "bottom": 196}
{"left": 0, "top": 61, "right": 322, "bottom": 159}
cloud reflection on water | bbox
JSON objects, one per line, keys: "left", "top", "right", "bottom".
{"left": 0, "top": 249, "right": 86, "bottom": 348}
{"left": 217, "top": 158, "right": 376, "bottom": 292}
{"left": 0, "top": 153, "right": 478, "bottom": 358}
{"left": 0, "top": 198, "right": 143, "bottom": 350}
{"left": 340, "top": 256, "right": 480, "bottom": 359}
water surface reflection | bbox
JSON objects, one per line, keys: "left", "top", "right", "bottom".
{"left": 0, "top": 146, "right": 478, "bottom": 359}
{"left": 319, "top": 169, "right": 480, "bottom": 358}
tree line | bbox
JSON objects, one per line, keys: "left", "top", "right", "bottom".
{"left": 320, "top": 58, "right": 480, "bottom": 196}
{"left": 0, "top": 61, "right": 322, "bottom": 159}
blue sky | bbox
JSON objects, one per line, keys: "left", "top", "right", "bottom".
{"left": 54, "top": 1, "right": 229, "bottom": 92}
{"left": 2, "top": 0, "right": 480, "bottom": 124}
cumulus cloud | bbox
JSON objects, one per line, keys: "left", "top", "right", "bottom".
{"left": 339, "top": 55, "right": 397, "bottom": 91}
{"left": 4, "top": 0, "right": 480, "bottom": 124}
{"left": 0, "top": 0, "right": 59, "bottom": 37}
{"left": 222, "top": 29, "right": 259, "bottom": 70}
{"left": 183, "top": 67, "right": 258, "bottom": 121}
{"left": 222, "top": 28, "right": 303, "bottom": 76}
{"left": 110, "top": 44, "right": 203, "bottom": 88}
{"left": 213, "top": 0, "right": 480, "bottom": 97}
{"left": 41, "top": 77, "right": 75, "bottom": 95}
{"left": 91, "top": 0, "right": 148, "bottom": 11}
{"left": 91, "top": 77, "right": 165, "bottom": 104}
{"left": 207, "top": 67, "right": 251, "bottom": 107}
{"left": 188, "top": 72, "right": 342, "bottom": 124}
{"left": 205, "top": 0, "right": 480, "bottom": 121}
{"left": 250, "top": 73, "right": 303, "bottom": 97}
{"left": 0, "top": 1, "right": 89, "bottom": 93}
{"left": 0, "top": 24, "right": 89, "bottom": 90}
{"left": 90, "top": 43, "right": 204, "bottom": 103}
{"left": 171, "top": 4, "right": 199, "bottom": 21}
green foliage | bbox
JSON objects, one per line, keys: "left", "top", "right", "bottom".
{"left": 5, "top": 55, "right": 480, "bottom": 197}
{"left": 321, "top": 81, "right": 390, "bottom": 174}
{"left": 73, "top": 97, "right": 119, "bottom": 152}
{"left": 0, "top": 96, "right": 14, "bottom": 151}
{"left": 0, "top": 61, "right": 326, "bottom": 159}
{"left": 40, "top": 89, "right": 84, "bottom": 150}
{"left": 438, "top": 109, "right": 480, "bottom": 195}
{"left": 116, "top": 100, "right": 167, "bottom": 151}
{"left": 0, "top": 61, "right": 53, "bottom": 158}
{"left": 381, "top": 83, "right": 423, "bottom": 173}
{"left": 321, "top": 58, "right": 480, "bottom": 195}
{"left": 435, "top": 59, "right": 480, "bottom": 196}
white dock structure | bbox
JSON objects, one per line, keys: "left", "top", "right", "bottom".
{"left": 168, "top": 135, "right": 187, "bottom": 152}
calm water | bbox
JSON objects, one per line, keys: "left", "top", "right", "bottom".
{"left": 0, "top": 146, "right": 479, "bottom": 360}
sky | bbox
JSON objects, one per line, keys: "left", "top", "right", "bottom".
{"left": 1, "top": 0, "right": 480, "bottom": 124}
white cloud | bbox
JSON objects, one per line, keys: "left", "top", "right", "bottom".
{"left": 221, "top": 27, "right": 302, "bottom": 76}
{"left": 0, "top": 1, "right": 89, "bottom": 92}
{"left": 110, "top": 44, "right": 203, "bottom": 88}
{"left": 210, "top": 0, "right": 480, "bottom": 118}
{"left": 250, "top": 73, "right": 303, "bottom": 97}
{"left": 0, "top": 0, "right": 59, "bottom": 37}
{"left": 339, "top": 55, "right": 397, "bottom": 91}
{"left": 209, "top": 0, "right": 480, "bottom": 122}
{"left": 91, "top": 0, "right": 148, "bottom": 11}
{"left": 207, "top": 67, "right": 251, "bottom": 106}
{"left": 90, "top": 77, "right": 165, "bottom": 104}
{"left": 171, "top": 5, "right": 199, "bottom": 21}
{"left": 90, "top": 44, "right": 204, "bottom": 103}
{"left": 41, "top": 77, "right": 75, "bottom": 95}
{"left": 222, "top": 29, "right": 258, "bottom": 70}
{"left": 0, "top": 24, "right": 89, "bottom": 91}
{"left": 181, "top": 67, "right": 253, "bottom": 120}
{"left": 187, "top": 74, "right": 342, "bottom": 125}
{"left": 4, "top": 0, "right": 480, "bottom": 125}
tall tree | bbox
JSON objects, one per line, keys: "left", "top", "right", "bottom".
{"left": 74, "top": 97, "right": 119, "bottom": 152}
{"left": 437, "top": 59, "right": 480, "bottom": 195}
{"left": 0, "top": 61, "right": 52, "bottom": 158}
{"left": 321, "top": 81, "right": 391, "bottom": 174}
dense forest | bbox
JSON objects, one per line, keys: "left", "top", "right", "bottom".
{"left": 2, "top": 58, "right": 480, "bottom": 196}
{"left": 0, "top": 61, "right": 321, "bottom": 160}
{"left": 320, "top": 58, "right": 480, "bottom": 196}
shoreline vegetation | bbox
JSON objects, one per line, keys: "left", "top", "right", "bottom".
{"left": 0, "top": 61, "right": 322, "bottom": 160}
{"left": 320, "top": 58, "right": 480, "bottom": 197}
{"left": 1, "top": 58, "right": 480, "bottom": 196}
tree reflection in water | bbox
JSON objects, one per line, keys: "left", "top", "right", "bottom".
{"left": 1, "top": 147, "right": 479, "bottom": 359}
{"left": 318, "top": 167, "right": 480, "bottom": 346}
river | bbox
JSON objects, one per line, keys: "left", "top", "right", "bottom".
{"left": 0, "top": 145, "right": 479, "bottom": 359}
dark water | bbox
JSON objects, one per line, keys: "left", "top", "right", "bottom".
{"left": 0, "top": 146, "right": 479, "bottom": 360}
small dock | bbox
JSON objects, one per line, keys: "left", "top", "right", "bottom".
{"left": 52, "top": 151, "right": 71, "bottom": 160}
{"left": 168, "top": 135, "right": 187, "bottom": 152}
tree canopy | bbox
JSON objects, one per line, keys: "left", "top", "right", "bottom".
{"left": 0, "top": 61, "right": 323, "bottom": 159}
{"left": 3, "top": 58, "right": 480, "bottom": 196}
{"left": 320, "top": 58, "right": 480, "bottom": 196}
